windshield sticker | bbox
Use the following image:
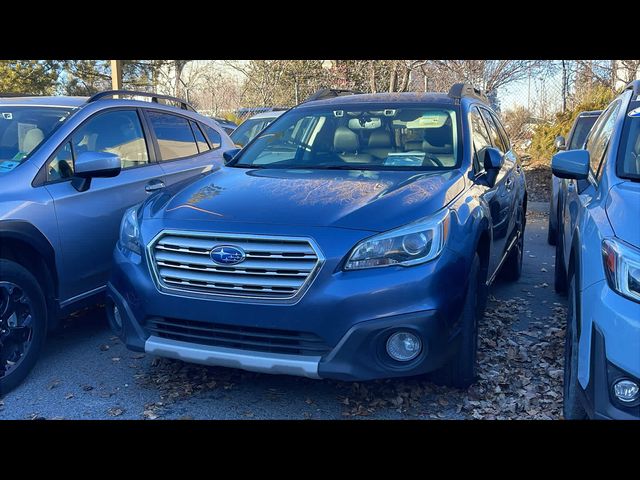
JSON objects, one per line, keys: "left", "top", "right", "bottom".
{"left": 0, "top": 160, "right": 20, "bottom": 173}
{"left": 628, "top": 107, "right": 640, "bottom": 118}
{"left": 384, "top": 152, "right": 425, "bottom": 167}
{"left": 2, "top": 113, "right": 13, "bottom": 120}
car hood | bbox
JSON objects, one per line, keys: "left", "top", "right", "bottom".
{"left": 606, "top": 181, "right": 640, "bottom": 248}
{"left": 150, "top": 167, "right": 467, "bottom": 232}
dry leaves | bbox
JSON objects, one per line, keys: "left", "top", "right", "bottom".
{"left": 133, "top": 295, "right": 567, "bottom": 420}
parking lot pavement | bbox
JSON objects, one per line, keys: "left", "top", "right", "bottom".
{"left": 0, "top": 203, "right": 568, "bottom": 420}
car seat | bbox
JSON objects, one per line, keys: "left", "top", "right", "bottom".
{"left": 366, "top": 129, "right": 394, "bottom": 160}
{"left": 333, "top": 126, "right": 373, "bottom": 164}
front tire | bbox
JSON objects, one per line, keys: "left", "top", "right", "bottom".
{"left": 563, "top": 275, "right": 588, "bottom": 419}
{"left": 547, "top": 200, "right": 557, "bottom": 246}
{"left": 501, "top": 207, "right": 524, "bottom": 282}
{"left": 0, "top": 259, "right": 47, "bottom": 395}
{"left": 431, "top": 254, "right": 480, "bottom": 389}
{"left": 554, "top": 226, "right": 567, "bottom": 294}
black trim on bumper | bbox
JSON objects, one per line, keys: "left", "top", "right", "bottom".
{"left": 318, "top": 310, "right": 454, "bottom": 381}
{"left": 581, "top": 326, "right": 640, "bottom": 420}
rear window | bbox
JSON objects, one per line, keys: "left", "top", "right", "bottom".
{"left": 147, "top": 111, "right": 199, "bottom": 161}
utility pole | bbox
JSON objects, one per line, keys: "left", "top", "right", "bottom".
{"left": 561, "top": 60, "right": 567, "bottom": 114}
{"left": 110, "top": 60, "right": 123, "bottom": 90}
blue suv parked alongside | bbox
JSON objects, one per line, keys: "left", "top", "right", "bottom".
{"left": 0, "top": 90, "right": 233, "bottom": 393}
{"left": 553, "top": 80, "right": 640, "bottom": 419}
{"left": 109, "top": 84, "right": 527, "bottom": 387}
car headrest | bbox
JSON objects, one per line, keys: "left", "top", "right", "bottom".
{"left": 334, "top": 126, "right": 359, "bottom": 152}
{"left": 23, "top": 128, "right": 44, "bottom": 153}
{"left": 368, "top": 129, "right": 392, "bottom": 148}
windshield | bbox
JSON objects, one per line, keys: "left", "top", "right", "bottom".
{"left": 619, "top": 104, "right": 640, "bottom": 180}
{"left": 569, "top": 115, "right": 599, "bottom": 150}
{"left": 230, "top": 116, "right": 279, "bottom": 147}
{"left": 0, "top": 106, "right": 73, "bottom": 173}
{"left": 231, "top": 106, "right": 460, "bottom": 171}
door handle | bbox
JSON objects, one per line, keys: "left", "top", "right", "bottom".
{"left": 145, "top": 179, "right": 165, "bottom": 193}
{"left": 505, "top": 177, "right": 514, "bottom": 191}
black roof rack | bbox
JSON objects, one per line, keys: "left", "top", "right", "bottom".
{"left": 303, "top": 88, "right": 362, "bottom": 103}
{"left": 87, "top": 90, "right": 197, "bottom": 112}
{"left": 624, "top": 80, "right": 640, "bottom": 95}
{"left": 448, "top": 83, "right": 489, "bottom": 104}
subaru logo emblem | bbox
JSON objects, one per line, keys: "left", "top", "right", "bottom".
{"left": 210, "top": 245, "right": 246, "bottom": 265}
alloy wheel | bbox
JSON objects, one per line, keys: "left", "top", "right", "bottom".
{"left": 0, "top": 282, "right": 35, "bottom": 378}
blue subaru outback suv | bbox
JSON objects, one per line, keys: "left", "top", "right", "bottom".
{"left": 0, "top": 90, "right": 233, "bottom": 393}
{"left": 109, "top": 84, "right": 527, "bottom": 387}
{"left": 553, "top": 80, "right": 640, "bottom": 419}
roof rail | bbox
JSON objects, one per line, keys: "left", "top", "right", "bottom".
{"left": 87, "top": 90, "right": 197, "bottom": 112}
{"left": 448, "top": 83, "right": 489, "bottom": 104}
{"left": 624, "top": 80, "right": 640, "bottom": 95}
{"left": 302, "top": 88, "right": 362, "bottom": 103}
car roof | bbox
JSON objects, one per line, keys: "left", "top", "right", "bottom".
{"left": 298, "top": 91, "right": 456, "bottom": 109}
{"left": 248, "top": 110, "right": 286, "bottom": 120}
{"left": 0, "top": 95, "right": 88, "bottom": 108}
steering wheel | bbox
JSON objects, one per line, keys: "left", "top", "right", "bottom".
{"left": 422, "top": 153, "right": 444, "bottom": 167}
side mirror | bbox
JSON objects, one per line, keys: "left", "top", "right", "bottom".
{"left": 552, "top": 150, "right": 590, "bottom": 180}
{"left": 481, "top": 147, "right": 504, "bottom": 188}
{"left": 554, "top": 135, "right": 566, "bottom": 151}
{"left": 483, "top": 147, "right": 504, "bottom": 171}
{"left": 223, "top": 148, "right": 242, "bottom": 165}
{"left": 72, "top": 151, "right": 122, "bottom": 192}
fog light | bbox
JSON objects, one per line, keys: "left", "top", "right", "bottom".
{"left": 386, "top": 331, "right": 422, "bottom": 362}
{"left": 113, "top": 305, "right": 123, "bottom": 329}
{"left": 613, "top": 379, "right": 640, "bottom": 403}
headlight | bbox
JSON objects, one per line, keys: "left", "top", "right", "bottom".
{"left": 344, "top": 209, "right": 450, "bottom": 270}
{"left": 602, "top": 238, "right": 640, "bottom": 303}
{"left": 119, "top": 206, "right": 142, "bottom": 255}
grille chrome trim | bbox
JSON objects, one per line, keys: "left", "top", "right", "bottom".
{"left": 147, "top": 230, "right": 325, "bottom": 302}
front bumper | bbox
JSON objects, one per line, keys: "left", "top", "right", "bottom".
{"left": 107, "top": 225, "right": 471, "bottom": 381}
{"left": 581, "top": 327, "right": 640, "bottom": 420}
{"left": 579, "top": 280, "right": 640, "bottom": 420}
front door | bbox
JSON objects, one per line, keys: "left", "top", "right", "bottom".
{"left": 44, "top": 108, "right": 165, "bottom": 302}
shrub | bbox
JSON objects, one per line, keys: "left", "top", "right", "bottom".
{"left": 527, "top": 85, "right": 616, "bottom": 165}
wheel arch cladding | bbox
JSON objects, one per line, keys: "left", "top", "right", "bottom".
{"left": 0, "top": 221, "right": 58, "bottom": 307}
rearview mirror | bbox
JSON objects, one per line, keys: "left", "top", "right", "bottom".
{"left": 72, "top": 151, "right": 121, "bottom": 192}
{"left": 223, "top": 148, "right": 242, "bottom": 165}
{"left": 554, "top": 135, "right": 566, "bottom": 151}
{"left": 552, "top": 150, "right": 590, "bottom": 180}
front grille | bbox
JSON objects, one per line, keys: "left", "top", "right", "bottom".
{"left": 146, "top": 317, "right": 331, "bottom": 356}
{"left": 149, "top": 231, "right": 323, "bottom": 300}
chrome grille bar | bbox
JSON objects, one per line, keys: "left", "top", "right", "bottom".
{"left": 148, "top": 231, "right": 324, "bottom": 300}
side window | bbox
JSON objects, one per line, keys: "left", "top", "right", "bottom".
{"left": 586, "top": 101, "right": 621, "bottom": 180}
{"left": 490, "top": 112, "right": 511, "bottom": 152}
{"left": 200, "top": 123, "right": 222, "bottom": 150}
{"left": 46, "top": 141, "right": 74, "bottom": 182}
{"left": 469, "top": 107, "right": 492, "bottom": 173}
{"left": 480, "top": 108, "right": 508, "bottom": 153}
{"left": 190, "top": 121, "right": 210, "bottom": 153}
{"left": 147, "top": 111, "right": 199, "bottom": 161}
{"left": 71, "top": 109, "right": 149, "bottom": 170}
